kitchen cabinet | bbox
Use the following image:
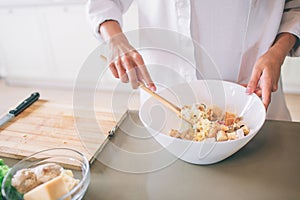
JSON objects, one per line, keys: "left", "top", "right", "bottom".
{"left": 0, "top": 1, "right": 139, "bottom": 88}
{"left": 0, "top": 0, "right": 86, "bottom": 8}
{"left": 0, "top": 7, "right": 50, "bottom": 80}
{"left": 281, "top": 57, "right": 300, "bottom": 93}
{"left": 0, "top": 3, "right": 99, "bottom": 87}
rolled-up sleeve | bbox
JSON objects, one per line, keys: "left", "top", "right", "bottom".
{"left": 86, "top": 0, "right": 133, "bottom": 42}
{"left": 278, "top": 0, "right": 300, "bottom": 56}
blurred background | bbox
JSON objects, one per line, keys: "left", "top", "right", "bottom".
{"left": 0, "top": 0, "right": 138, "bottom": 87}
{"left": 0, "top": 0, "right": 299, "bottom": 120}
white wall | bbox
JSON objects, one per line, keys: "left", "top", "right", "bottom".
{"left": 0, "top": 3, "right": 96, "bottom": 87}
{"left": 0, "top": 0, "right": 86, "bottom": 7}
{"left": 0, "top": 0, "right": 138, "bottom": 88}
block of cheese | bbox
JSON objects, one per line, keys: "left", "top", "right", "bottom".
{"left": 23, "top": 174, "right": 71, "bottom": 200}
{"left": 62, "top": 170, "right": 80, "bottom": 191}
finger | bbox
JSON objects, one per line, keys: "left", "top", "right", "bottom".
{"left": 243, "top": 83, "right": 262, "bottom": 96}
{"left": 115, "top": 58, "right": 129, "bottom": 83}
{"left": 109, "top": 63, "right": 119, "bottom": 78}
{"left": 128, "top": 68, "right": 139, "bottom": 89}
{"left": 135, "top": 64, "right": 144, "bottom": 83}
{"left": 247, "top": 66, "right": 262, "bottom": 94}
{"left": 272, "top": 84, "right": 278, "bottom": 92}
{"left": 261, "top": 82, "right": 272, "bottom": 110}
{"left": 121, "top": 56, "right": 139, "bottom": 89}
{"left": 254, "top": 88, "right": 262, "bottom": 97}
{"left": 129, "top": 58, "right": 144, "bottom": 84}
{"left": 133, "top": 52, "right": 156, "bottom": 91}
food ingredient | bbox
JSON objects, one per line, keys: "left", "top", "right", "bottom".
{"left": 169, "top": 103, "right": 250, "bottom": 142}
{"left": 11, "top": 163, "right": 79, "bottom": 200}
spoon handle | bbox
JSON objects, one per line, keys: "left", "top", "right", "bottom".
{"left": 138, "top": 83, "right": 181, "bottom": 116}
{"left": 99, "top": 54, "right": 192, "bottom": 125}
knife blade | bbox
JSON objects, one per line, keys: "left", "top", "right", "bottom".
{"left": 0, "top": 92, "right": 40, "bottom": 127}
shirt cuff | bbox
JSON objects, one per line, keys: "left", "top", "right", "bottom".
{"left": 86, "top": 1, "right": 123, "bottom": 43}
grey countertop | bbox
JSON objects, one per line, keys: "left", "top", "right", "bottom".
{"left": 3, "top": 111, "right": 300, "bottom": 200}
{"left": 83, "top": 111, "right": 300, "bottom": 200}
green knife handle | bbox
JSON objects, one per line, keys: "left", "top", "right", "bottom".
{"left": 9, "top": 92, "right": 40, "bottom": 116}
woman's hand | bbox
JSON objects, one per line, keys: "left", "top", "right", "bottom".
{"left": 100, "top": 20, "right": 156, "bottom": 91}
{"left": 246, "top": 33, "right": 296, "bottom": 109}
{"left": 246, "top": 50, "right": 282, "bottom": 109}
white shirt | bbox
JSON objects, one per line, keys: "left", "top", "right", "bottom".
{"left": 87, "top": 0, "right": 300, "bottom": 121}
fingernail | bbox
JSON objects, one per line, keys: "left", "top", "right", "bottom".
{"left": 151, "top": 87, "right": 156, "bottom": 92}
{"left": 149, "top": 85, "right": 156, "bottom": 92}
{"left": 132, "top": 82, "right": 139, "bottom": 89}
{"left": 246, "top": 87, "right": 251, "bottom": 94}
{"left": 121, "top": 75, "right": 129, "bottom": 83}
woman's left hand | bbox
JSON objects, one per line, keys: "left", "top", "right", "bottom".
{"left": 246, "top": 49, "right": 283, "bottom": 109}
{"left": 246, "top": 33, "right": 297, "bottom": 110}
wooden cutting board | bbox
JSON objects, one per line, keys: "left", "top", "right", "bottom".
{"left": 0, "top": 100, "right": 119, "bottom": 163}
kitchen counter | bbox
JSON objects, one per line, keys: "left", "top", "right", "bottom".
{"left": 84, "top": 111, "right": 300, "bottom": 200}
{"left": 2, "top": 111, "right": 300, "bottom": 200}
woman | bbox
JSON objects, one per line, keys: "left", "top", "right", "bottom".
{"left": 87, "top": 0, "right": 300, "bottom": 121}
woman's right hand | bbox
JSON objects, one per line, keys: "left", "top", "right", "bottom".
{"left": 100, "top": 20, "right": 156, "bottom": 91}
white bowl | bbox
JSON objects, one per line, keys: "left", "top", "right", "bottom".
{"left": 2, "top": 148, "right": 90, "bottom": 200}
{"left": 139, "top": 80, "right": 266, "bottom": 165}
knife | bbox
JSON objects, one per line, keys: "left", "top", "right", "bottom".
{"left": 0, "top": 92, "right": 40, "bottom": 127}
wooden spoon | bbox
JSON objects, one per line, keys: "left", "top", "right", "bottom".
{"left": 138, "top": 82, "right": 193, "bottom": 125}
{"left": 99, "top": 54, "right": 193, "bottom": 125}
